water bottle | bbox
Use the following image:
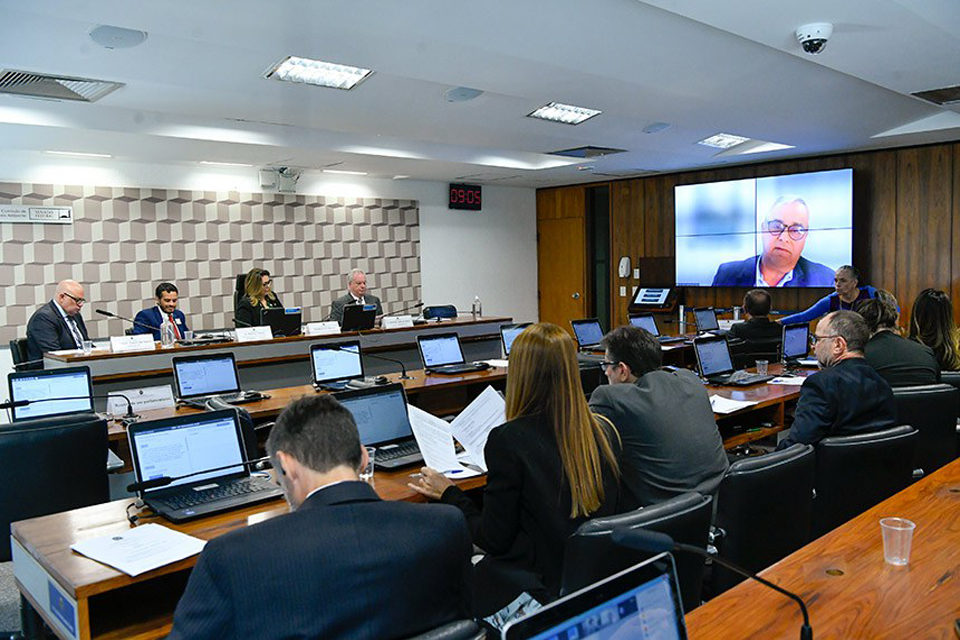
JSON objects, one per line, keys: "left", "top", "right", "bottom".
{"left": 160, "top": 317, "right": 176, "bottom": 348}
{"left": 678, "top": 304, "right": 686, "bottom": 334}
{"left": 471, "top": 295, "right": 482, "bottom": 320}
{"left": 733, "top": 305, "right": 741, "bottom": 321}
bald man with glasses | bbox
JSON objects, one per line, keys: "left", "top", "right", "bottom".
{"left": 26, "top": 279, "right": 91, "bottom": 362}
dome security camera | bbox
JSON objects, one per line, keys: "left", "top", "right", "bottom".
{"left": 796, "top": 22, "right": 833, "bottom": 55}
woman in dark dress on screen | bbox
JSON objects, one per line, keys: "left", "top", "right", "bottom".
{"left": 235, "top": 268, "right": 283, "bottom": 327}
{"left": 908, "top": 288, "right": 960, "bottom": 371}
{"left": 410, "top": 322, "right": 622, "bottom": 615}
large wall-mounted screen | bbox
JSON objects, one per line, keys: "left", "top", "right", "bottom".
{"left": 675, "top": 168, "right": 852, "bottom": 287}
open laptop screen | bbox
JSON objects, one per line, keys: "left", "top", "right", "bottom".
{"left": 783, "top": 323, "right": 810, "bottom": 360}
{"left": 629, "top": 314, "right": 660, "bottom": 337}
{"left": 311, "top": 340, "right": 363, "bottom": 384}
{"left": 571, "top": 319, "right": 604, "bottom": 349}
{"left": 418, "top": 334, "right": 465, "bottom": 367}
{"left": 336, "top": 384, "right": 413, "bottom": 446}
{"left": 693, "top": 308, "right": 720, "bottom": 332}
{"left": 694, "top": 338, "right": 734, "bottom": 377}
{"left": 8, "top": 366, "right": 93, "bottom": 421}
{"left": 500, "top": 323, "right": 531, "bottom": 356}
{"left": 173, "top": 354, "right": 241, "bottom": 399}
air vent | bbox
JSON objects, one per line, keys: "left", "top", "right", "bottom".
{"left": 548, "top": 146, "right": 627, "bottom": 159}
{"left": 0, "top": 69, "right": 123, "bottom": 102}
{"left": 912, "top": 85, "right": 960, "bottom": 106}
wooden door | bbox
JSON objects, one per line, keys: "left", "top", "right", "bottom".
{"left": 537, "top": 187, "right": 586, "bottom": 332}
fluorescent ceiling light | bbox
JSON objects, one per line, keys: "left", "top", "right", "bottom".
{"left": 392, "top": 175, "right": 410, "bottom": 180}
{"left": 199, "top": 161, "right": 253, "bottom": 167}
{"left": 527, "top": 102, "right": 601, "bottom": 125}
{"left": 697, "top": 133, "right": 750, "bottom": 149}
{"left": 45, "top": 150, "right": 112, "bottom": 158}
{"left": 738, "top": 141, "right": 795, "bottom": 155}
{"left": 265, "top": 56, "right": 373, "bottom": 90}
{"left": 323, "top": 169, "right": 367, "bottom": 176}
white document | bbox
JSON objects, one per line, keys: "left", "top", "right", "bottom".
{"left": 448, "top": 386, "right": 506, "bottom": 472}
{"left": 482, "top": 359, "right": 509, "bottom": 368}
{"left": 767, "top": 375, "right": 808, "bottom": 386}
{"left": 235, "top": 326, "right": 273, "bottom": 342}
{"left": 382, "top": 315, "right": 415, "bottom": 330}
{"left": 709, "top": 395, "right": 759, "bottom": 414}
{"left": 109, "top": 334, "right": 156, "bottom": 353}
{"left": 70, "top": 523, "right": 206, "bottom": 577}
{"left": 107, "top": 385, "right": 176, "bottom": 415}
{"left": 304, "top": 321, "right": 341, "bottom": 336}
{"left": 407, "top": 405, "right": 481, "bottom": 478}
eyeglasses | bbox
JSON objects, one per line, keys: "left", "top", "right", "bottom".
{"left": 599, "top": 361, "right": 620, "bottom": 371}
{"left": 62, "top": 293, "right": 86, "bottom": 305}
{"left": 762, "top": 219, "right": 808, "bottom": 241}
{"left": 262, "top": 279, "right": 273, "bottom": 286}
{"left": 809, "top": 333, "right": 839, "bottom": 346}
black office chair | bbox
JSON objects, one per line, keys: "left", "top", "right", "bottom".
{"left": 812, "top": 425, "right": 917, "bottom": 537}
{"left": 939, "top": 371, "right": 960, "bottom": 459}
{"left": 423, "top": 305, "right": 458, "bottom": 321}
{"left": 728, "top": 337, "right": 780, "bottom": 370}
{"left": 8, "top": 338, "right": 39, "bottom": 371}
{"left": 891, "top": 383, "right": 958, "bottom": 477}
{"left": 404, "top": 620, "right": 485, "bottom": 640}
{"left": 711, "top": 444, "right": 814, "bottom": 595}
{"left": 561, "top": 493, "right": 712, "bottom": 612}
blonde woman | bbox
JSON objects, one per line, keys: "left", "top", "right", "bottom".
{"left": 235, "top": 268, "right": 283, "bottom": 327}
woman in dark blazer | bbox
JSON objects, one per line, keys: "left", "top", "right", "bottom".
{"left": 410, "top": 322, "right": 622, "bottom": 615}
{"left": 235, "top": 268, "right": 283, "bottom": 327}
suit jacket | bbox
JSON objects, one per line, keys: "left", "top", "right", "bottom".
{"left": 168, "top": 482, "right": 472, "bottom": 640}
{"left": 589, "top": 369, "right": 729, "bottom": 507}
{"left": 727, "top": 317, "right": 783, "bottom": 343}
{"left": 235, "top": 294, "right": 283, "bottom": 328}
{"left": 132, "top": 307, "right": 189, "bottom": 340}
{"left": 26, "top": 301, "right": 90, "bottom": 362}
{"left": 864, "top": 331, "right": 940, "bottom": 387}
{"left": 778, "top": 357, "right": 897, "bottom": 449}
{"left": 711, "top": 255, "right": 835, "bottom": 287}
{"left": 329, "top": 293, "right": 383, "bottom": 324}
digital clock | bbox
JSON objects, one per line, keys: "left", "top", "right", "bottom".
{"left": 448, "top": 183, "right": 482, "bottom": 210}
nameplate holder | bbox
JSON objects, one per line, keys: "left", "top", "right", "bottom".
{"left": 110, "top": 334, "right": 156, "bottom": 353}
{"left": 235, "top": 326, "right": 274, "bottom": 342}
{"left": 107, "top": 385, "right": 175, "bottom": 415}
{"left": 305, "top": 321, "right": 341, "bottom": 336}
{"left": 382, "top": 315, "right": 415, "bottom": 330}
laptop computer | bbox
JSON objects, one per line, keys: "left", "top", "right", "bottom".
{"left": 417, "top": 332, "right": 491, "bottom": 374}
{"left": 340, "top": 303, "right": 377, "bottom": 331}
{"left": 693, "top": 336, "right": 775, "bottom": 386}
{"left": 501, "top": 552, "right": 687, "bottom": 640}
{"left": 782, "top": 323, "right": 812, "bottom": 364}
{"left": 7, "top": 365, "right": 94, "bottom": 422}
{"left": 172, "top": 353, "right": 265, "bottom": 408}
{"left": 692, "top": 307, "right": 721, "bottom": 334}
{"left": 571, "top": 318, "right": 605, "bottom": 350}
{"left": 311, "top": 340, "right": 365, "bottom": 390}
{"left": 334, "top": 383, "right": 423, "bottom": 469}
{"left": 261, "top": 307, "right": 302, "bottom": 337}
{"left": 500, "top": 322, "right": 531, "bottom": 357}
{"left": 127, "top": 409, "right": 282, "bottom": 523}
{"left": 629, "top": 314, "right": 685, "bottom": 344}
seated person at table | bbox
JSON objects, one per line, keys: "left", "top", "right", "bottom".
{"left": 235, "top": 268, "right": 283, "bottom": 327}
{"left": 133, "top": 282, "right": 189, "bottom": 340}
{"left": 777, "top": 311, "right": 896, "bottom": 450}
{"left": 908, "top": 288, "right": 960, "bottom": 372}
{"left": 329, "top": 269, "right": 383, "bottom": 324}
{"left": 169, "top": 394, "right": 472, "bottom": 640}
{"left": 26, "top": 279, "right": 90, "bottom": 361}
{"left": 729, "top": 289, "right": 783, "bottom": 343}
{"left": 858, "top": 292, "right": 939, "bottom": 387}
{"left": 589, "top": 325, "right": 728, "bottom": 507}
{"left": 410, "top": 323, "right": 622, "bottom": 615}
{"left": 779, "top": 265, "right": 877, "bottom": 325}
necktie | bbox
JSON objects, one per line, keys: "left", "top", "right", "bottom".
{"left": 168, "top": 314, "right": 181, "bottom": 339}
{"left": 67, "top": 317, "right": 84, "bottom": 348}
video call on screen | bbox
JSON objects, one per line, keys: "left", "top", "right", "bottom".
{"left": 339, "top": 390, "right": 411, "bottom": 445}
{"left": 420, "top": 336, "right": 464, "bottom": 366}
{"left": 176, "top": 357, "right": 239, "bottom": 396}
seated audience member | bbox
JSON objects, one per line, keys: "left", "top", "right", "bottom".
{"left": 858, "top": 292, "right": 939, "bottom": 386}
{"left": 779, "top": 265, "right": 877, "bottom": 325}
{"left": 329, "top": 269, "right": 383, "bottom": 324}
{"left": 410, "top": 323, "right": 622, "bottom": 614}
{"left": 133, "top": 282, "right": 189, "bottom": 340}
{"left": 26, "top": 279, "right": 89, "bottom": 361}
{"left": 168, "top": 394, "right": 472, "bottom": 640}
{"left": 778, "top": 310, "right": 896, "bottom": 449}
{"left": 589, "top": 325, "right": 728, "bottom": 507}
{"left": 235, "top": 268, "right": 283, "bottom": 327}
{"left": 908, "top": 288, "right": 960, "bottom": 372}
{"left": 729, "top": 289, "right": 783, "bottom": 342}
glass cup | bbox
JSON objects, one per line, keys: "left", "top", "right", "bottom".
{"left": 880, "top": 517, "right": 916, "bottom": 565}
{"left": 183, "top": 330, "right": 194, "bottom": 341}
{"left": 82, "top": 340, "right": 94, "bottom": 355}
{"left": 360, "top": 446, "right": 376, "bottom": 485}
{"left": 755, "top": 359, "right": 769, "bottom": 376}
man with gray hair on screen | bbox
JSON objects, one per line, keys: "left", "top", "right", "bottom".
{"left": 329, "top": 268, "right": 383, "bottom": 324}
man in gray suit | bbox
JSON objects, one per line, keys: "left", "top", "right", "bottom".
{"left": 328, "top": 268, "right": 383, "bottom": 324}
{"left": 589, "top": 325, "right": 728, "bottom": 508}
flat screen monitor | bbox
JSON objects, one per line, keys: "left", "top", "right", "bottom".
{"left": 172, "top": 353, "right": 241, "bottom": 399}
{"left": 261, "top": 307, "right": 302, "bottom": 337}
{"left": 417, "top": 333, "right": 466, "bottom": 367}
{"left": 630, "top": 287, "right": 672, "bottom": 307}
{"left": 8, "top": 366, "right": 94, "bottom": 421}
{"left": 693, "top": 308, "right": 720, "bottom": 333}
{"left": 783, "top": 323, "right": 810, "bottom": 360}
{"left": 500, "top": 323, "right": 531, "bottom": 357}
{"left": 571, "top": 319, "right": 604, "bottom": 349}
{"left": 629, "top": 314, "right": 660, "bottom": 337}
{"left": 694, "top": 337, "right": 734, "bottom": 377}
{"left": 335, "top": 384, "right": 413, "bottom": 446}
{"left": 311, "top": 340, "right": 363, "bottom": 385}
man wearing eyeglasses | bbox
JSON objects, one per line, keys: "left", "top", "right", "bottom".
{"left": 26, "top": 279, "right": 91, "bottom": 362}
{"left": 712, "top": 196, "right": 835, "bottom": 287}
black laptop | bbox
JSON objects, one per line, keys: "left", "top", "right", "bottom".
{"left": 7, "top": 365, "right": 93, "bottom": 422}
{"left": 334, "top": 383, "right": 423, "bottom": 469}
{"left": 311, "top": 340, "right": 365, "bottom": 390}
{"left": 341, "top": 303, "right": 377, "bottom": 331}
{"left": 629, "top": 314, "right": 685, "bottom": 344}
{"left": 417, "top": 332, "right": 490, "bottom": 375}
{"left": 693, "top": 336, "right": 774, "bottom": 386}
{"left": 692, "top": 307, "right": 722, "bottom": 335}
{"left": 172, "top": 353, "right": 265, "bottom": 408}
{"left": 500, "top": 322, "right": 531, "bottom": 358}
{"left": 782, "top": 323, "right": 811, "bottom": 364}
{"left": 570, "top": 318, "right": 606, "bottom": 365}
{"left": 127, "top": 410, "right": 282, "bottom": 523}
{"left": 261, "top": 307, "right": 302, "bottom": 337}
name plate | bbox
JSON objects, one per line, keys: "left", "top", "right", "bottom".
{"left": 305, "top": 321, "right": 341, "bottom": 336}
{"left": 382, "top": 315, "right": 415, "bottom": 330}
{"left": 107, "top": 385, "right": 176, "bottom": 415}
{"left": 110, "top": 334, "right": 156, "bottom": 353}
{"left": 235, "top": 326, "right": 274, "bottom": 342}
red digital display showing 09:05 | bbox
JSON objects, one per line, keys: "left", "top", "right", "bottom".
{"left": 448, "top": 183, "right": 482, "bottom": 210}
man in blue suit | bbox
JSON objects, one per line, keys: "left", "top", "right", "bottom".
{"left": 168, "top": 394, "right": 473, "bottom": 640}
{"left": 133, "top": 282, "right": 189, "bottom": 340}
{"left": 712, "top": 196, "right": 834, "bottom": 287}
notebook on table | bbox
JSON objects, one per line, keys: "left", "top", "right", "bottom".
{"left": 629, "top": 314, "right": 685, "bottom": 344}
{"left": 334, "top": 383, "right": 423, "bottom": 469}
{"left": 8, "top": 365, "right": 93, "bottom": 422}
{"left": 417, "top": 332, "right": 490, "bottom": 375}
{"left": 172, "top": 353, "right": 265, "bottom": 408}
{"left": 693, "top": 336, "right": 774, "bottom": 386}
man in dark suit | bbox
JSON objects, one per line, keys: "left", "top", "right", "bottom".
{"left": 168, "top": 394, "right": 472, "bottom": 640}
{"left": 778, "top": 310, "right": 897, "bottom": 449}
{"left": 329, "top": 269, "right": 383, "bottom": 324}
{"left": 26, "top": 279, "right": 90, "bottom": 362}
{"left": 728, "top": 289, "right": 783, "bottom": 342}
{"left": 588, "top": 325, "right": 728, "bottom": 507}
{"left": 133, "top": 282, "right": 190, "bottom": 340}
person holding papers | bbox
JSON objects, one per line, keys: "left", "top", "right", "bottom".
{"left": 169, "top": 394, "right": 472, "bottom": 640}
{"left": 410, "top": 322, "right": 622, "bottom": 616}
{"left": 26, "top": 279, "right": 90, "bottom": 361}
{"left": 235, "top": 268, "right": 283, "bottom": 327}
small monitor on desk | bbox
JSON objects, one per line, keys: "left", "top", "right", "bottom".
{"left": 334, "top": 383, "right": 414, "bottom": 447}
{"left": 418, "top": 333, "right": 467, "bottom": 368}
{"left": 629, "top": 314, "right": 660, "bottom": 336}
{"left": 311, "top": 340, "right": 364, "bottom": 387}
{"left": 8, "top": 366, "right": 93, "bottom": 421}
{"left": 693, "top": 308, "right": 720, "bottom": 333}
{"left": 172, "top": 353, "right": 241, "bottom": 399}
{"left": 571, "top": 319, "right": 605, "bottom": 350}
{"left": 782, "top": 323, "right": 810, "bottom": 361}
{"left": 500, "top": 323, "right": 531, "bottom": 357}
{"left": 261, "top": 307, "right": 302, "bottom": 337}
{"left": 693, "top": 336, "right": 735, "bottom": 378}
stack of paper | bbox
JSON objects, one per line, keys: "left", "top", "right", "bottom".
{"left": 709, "top": 395, "right": 759, "bottom": 414}
{"left": 70, "top": 523, "right": 206, "bottom": 577}
{"left": 767, "top": 375, "right": 808, "bottom": 386}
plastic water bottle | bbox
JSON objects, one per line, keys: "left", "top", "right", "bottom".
{"left": 678, "top": 304, "right": 686, "bottom": 334}
{"left": 160, "top": 317, "right": 176, "bottom": 348}
{"left": 471, "top": 296, "right": 482, "bottom": 320}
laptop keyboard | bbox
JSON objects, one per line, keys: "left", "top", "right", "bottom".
{"left": 159, "top": 478, "right": 267, "bottom": 510}
{"left": 379, "top": 441, "right": 421, "bottom": 461}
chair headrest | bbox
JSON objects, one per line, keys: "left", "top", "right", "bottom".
{"left": 818, "top": 424, "right": 915, "bottom": 447}
{"left": 727, "top": 443, "right": 813, "bottom": 475}
{"left": 574, "top": 493, "right": 709, "bottom": 537}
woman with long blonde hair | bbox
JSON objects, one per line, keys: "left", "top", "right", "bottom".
{"left": 235, "top": 268, "right": 283, "bottom": 327}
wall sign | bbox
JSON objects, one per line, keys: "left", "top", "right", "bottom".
{"left": 0, "top": 204, "right": 74, "bottom": 224}
{"left": 448, "top": 183, "right": 481, "bottom": 211}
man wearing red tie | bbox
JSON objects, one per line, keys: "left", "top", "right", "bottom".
{"left": 133, "top": 282, "right": 190, "bottom": 341}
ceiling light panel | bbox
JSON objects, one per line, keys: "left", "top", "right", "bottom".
{"left": 697, "top": 133, "right": 750, "bottom": 149}
{"left": 46, "top": 150, "right": 112, "bottom": 158}
{"left": 265, "top": 56, "right": 373, "bottom": 90}
{"left": 527, "top": 102, "right": 601, "bottom": 125}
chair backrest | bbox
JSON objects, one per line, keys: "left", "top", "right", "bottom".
{"left": 423, "top": 305, "right": 458, "bottom": 321}
{"left": 892, "top": 383, "right": 959, "bottom": 475}
{"left": 813, "top": 425, "right": 917, "bottom": 538}
{"left": 728, "top": 337, "right": 780, "bottom": 370}
{"left": 8, "top": 337, "right": 39, "bottom": 370}
{"left": 0, "top": 412, "right": 110, "bottom": 561}
{"left": 234, "top": 273, "right": 247, "bottom": 313}
{"left": 561, "top": 492, "right": 712, "bottom": 612}
{"left": 403, "top": 620, "right": 484, "bottom": 640}
{"left": 713, "top": 444, "right": 814, "bottom": 594}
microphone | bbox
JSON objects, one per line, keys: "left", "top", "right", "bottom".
{"left": 611, "top": 528, "right": 813, "bottom": 640}
{"left": 96, "top": 309, "right": 160, "bottom": 334}
{"left": 126, "top": 455, "right": 273, "bottom": 493}
{"left": 5, "top": 393, "right": 140, "bottom": 421}
{"left": 234, "top": 317, "right": 254, "bottom": 327}
{"left": 378, "top": 302, "right": 424, "bottom": 319}
{"left": 0, "top": 399, "right": 29, "bottom": 410}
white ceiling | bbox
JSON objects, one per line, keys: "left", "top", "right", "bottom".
{"left": 1, "top": 0, "right": 958, "bottom": 187}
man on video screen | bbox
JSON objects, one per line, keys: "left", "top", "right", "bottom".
{"left": 711, "top": 195, "right": 834, "bottom": 287}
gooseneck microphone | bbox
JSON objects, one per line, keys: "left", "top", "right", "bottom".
{"left": 611, "top": 528, "right": 813, "bottom": 640}
{"left": 96, "top": 309, "right": 160, "bottom": 334}
{"left": 378, "top": 301, "right": 424, "bottom": 319}
{"left": 126, "top": 455, "right": 273, "bottom": 493}
{"left": 0, "top": 393, "right": 140, "bottom": 422}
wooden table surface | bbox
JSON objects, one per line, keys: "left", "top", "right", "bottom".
{"left": 686, "top": 457, "right": 960, "bottom": 639}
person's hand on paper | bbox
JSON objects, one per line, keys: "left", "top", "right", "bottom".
{"left": 408, "top": 466, "right": 453, "bottom": 500}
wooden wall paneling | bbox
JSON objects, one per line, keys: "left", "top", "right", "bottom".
{"left": 952, "top": 143, "right": 960, "bottom": 325}
{"left": 610, "top": 179, "right": 645, "bottom": 328}
{"left": 850, "top": 150, "right": 898, "bottom": 295}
